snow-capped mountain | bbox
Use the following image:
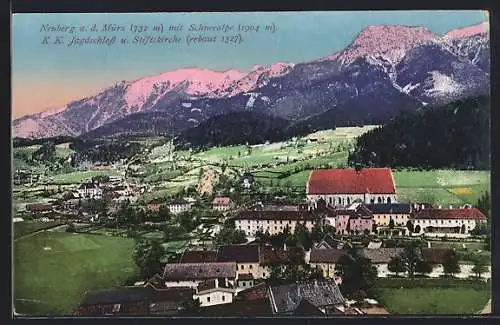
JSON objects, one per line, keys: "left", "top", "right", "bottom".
{"left": 13, "top": 22, "right": 489, "bottom": 139}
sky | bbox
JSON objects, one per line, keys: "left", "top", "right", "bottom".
{"left": 12, "top": 11, "right": 488, "bottom": 119}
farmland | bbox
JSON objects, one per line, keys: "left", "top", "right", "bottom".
{"left": 375, "top": 278, "right": 490, "bottom": 315}
{"left": 14, "top": 232, "right": 137, "bottom": 316}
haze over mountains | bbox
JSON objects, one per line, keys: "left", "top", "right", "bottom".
{"left": 13, "top": 22, "right": 490, "bottom": 140}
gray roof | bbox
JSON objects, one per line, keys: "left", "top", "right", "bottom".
{"left": 269, "top": 279, "right": 345, "bottom": 314}
{"left": 315, "top": 234, "right": 343, "bottom": 249}
{"left": 163, "top": 262, "right": 236, "bottom": 280}
{"left": 360, "top": 248, "right": 404, "bottom": 264}
{"left": 310, "top": 249, "right": 347, "bottom": 263}
{"left": 366, "top": 204, "right": 411, "bottom": 214}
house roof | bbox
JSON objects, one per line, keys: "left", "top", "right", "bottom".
{"left": 197, "top": 279, "right": 217, "bottom": 292}
{"left": 163, "top": 262, "right": 236, "bottom": 280}
{"left": 259, "top": 246, "right": 290, "bottom": 265}
{"left": 366, "top": 203, "right": 411, "bottom": 214}
{"left": 147, "top": 198, "right": 164, "bottom": 205}
{"left": 367, "top": 241, "right": 383, "bottom": 249}
{"left": 360, "top": 248, "right": 404, "bottom": 264}
{"left": 149, "top": 287, "right": 195, "bottom": 302}
{"left": 168, "top": 198, "right": 190, "bottom": 205}
{"left": 269, "top": 279, "right": 345, "bottom": 314}
{"left": 26, "top": 203, "right": 52, "bottom": 212}
{"left": 293, "top": 299, "right": 325, "bottom": 315}
{"left": 307, "top": 168, "right": 396, "bottom": 195}
{"left": 412, "top": 208, "right": 487, "bottom": 220}
{"left": 421, "top": 248, "right": 456, "bottom": 264}
{"left": 179, "top": 250, "right": 217, "bottom": 263}
{"left": 315, "top": 234, "right": 344, "bottom": 249}
{"left": 238, "top": 273, "right": 254, "bottom": 280}
{"left": 232, "top": 210, "right": 320, "bottom": 221}
{"left": 310, "top": 248, "right": 347, "bottom": 264}
{"left": 78, "top": 182, "right": 99, "bottom": 190}
{"left": 217, "top": 245, "right": 260, "bottom": 263}
{"left": 213, "top": 197, "right": 231, "bottom": 205}
{"left": 237, "top": 282, "right": 268, "bottom": 301}
{"left": 197, "top": 298, "right": 273, "bottom": 316}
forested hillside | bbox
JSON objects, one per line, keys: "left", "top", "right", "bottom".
{"left": 348, "top": 96, "right": 490, "bottom": 169}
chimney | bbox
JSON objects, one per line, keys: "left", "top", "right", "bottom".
{"left": 215, "top": 278, "right": 219, "bottom": 288}
{"left": 421, "top": 204, "right": 424, "bottom": 210}
{"left": 283, "top": 243, "right": 287, "bottom": 251}
{"left": 449, "top": 205, "right": 453, "bottom": 209}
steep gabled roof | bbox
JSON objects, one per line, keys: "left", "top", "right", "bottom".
{"left": 179, "top": 250, "right": 217, "bottom": 263}
{"left": 163, "top": 262, "right": 236, "bottom": 280}
{"left": 269, "top": 279, "right": 345, "bottom": 314}
{"left": 307, "top": 168, "right": 396, "bottom": 195}
{"left": 412, "top": 208, "right": 487, "bottom": 220}
{"left": 310, "top": 248, "right": 347, "bottom": 264}
{"left": 217, "top": 245, "right": 260, "bottom": 263}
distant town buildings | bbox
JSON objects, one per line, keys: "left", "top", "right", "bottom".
{"left": 411, "top": 207, "right": 487, "bottom": 236}
{"left": 166, "top": 198, "right": 194, "bottom": 215}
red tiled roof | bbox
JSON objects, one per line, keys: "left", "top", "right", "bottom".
{"left": 412, "top": 208, "right": 487, "bottom": 220}
{"left": 259, "top": 246, "right": 290, "bottom": 265}
{"left": 307, "top": 168, "right": 396, "bottom": 195}
{"left": 238, "top": 273, "right": 254, "bottom": 280}
{"left": 213, "top": 197, "right": 231, "bottom": 205}
{"left": 179, "top": 250, "right": 217, "bottom": 263}
{"left": 310, "top": 249, "right": 347, "bottom": 263}
{"left": 237, "top": 283, "right": 268, "bottom": 301}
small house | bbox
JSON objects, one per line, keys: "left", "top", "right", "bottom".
{"left": 212, "top": 197, "right": 234, "bottom": 212}
{"left": 147, "top": 199, "right": 164, "bottom": 212}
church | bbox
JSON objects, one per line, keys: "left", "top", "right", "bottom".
{"left": 306, "top": 168, "right": 397, "bottom": 208}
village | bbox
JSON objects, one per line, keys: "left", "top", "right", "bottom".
{"left": 14, "top": 163, "right": 491, "bottom": 316}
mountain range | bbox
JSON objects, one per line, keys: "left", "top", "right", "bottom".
{"left": 13, "top": 22, "right": 490, "bottom": 140}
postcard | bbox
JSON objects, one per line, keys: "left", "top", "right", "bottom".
{"left": 11, "top": 10, "right": 491, "bottom": 317}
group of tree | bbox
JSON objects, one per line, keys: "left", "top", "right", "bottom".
{"left": 133, "top": 238, "right": 165, "bottom": 278}
{"left": 348, "top": 96, "right": 490, "bottom": 170}
{"left": 335, "top": 248, "right": 378, "bottom": 300}
{"left": 69, "top": 139, "right": 142, "bottom": 165}
{"left": 214, "top": 221, "right": 247, "bottom": 245}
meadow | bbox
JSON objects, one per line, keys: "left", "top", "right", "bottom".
{"left": 13, "top": 232, "right": 137, "bottom": 315}
{"left": 375, "top": 278, "right": 490, "bottom": 315}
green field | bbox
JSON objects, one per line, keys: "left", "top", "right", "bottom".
{"left": 378, "top": 287, "right": 489, "bottom": 314}
{"left": 13, "top": 221, "right": 65, "bottom": 239}
{"left": 48, "top": 170, "right": 121, "bottom": 185}
{"left": 14, "top": 232, "right": 137, "bottom": 315}
{"left": 375, "top": 278, "right": 490, "bottom": 314}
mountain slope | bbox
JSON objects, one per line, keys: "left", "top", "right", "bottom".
{"left": 13, "top": 22, "right": 490, "bottom": 140}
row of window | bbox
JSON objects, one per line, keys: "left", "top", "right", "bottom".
{"left": 206, "top": 295, "right": 226, "bottom": 303}
{"left": 416, "top": 219, "right": 475, "bottom": 225}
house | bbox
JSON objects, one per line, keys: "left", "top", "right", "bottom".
{"left": 309, "top": 248, "right": 347, "bottom": 279}
{"left": 73, "top": 286, "right": 195, "bottom": 316}
{"left": 258, "top": 245, "right": 292, "bottom": 279}
{"left": 166, "top": 198, "right": 194, "bottom": 215}
{"left": 306, "top": 168, "right": 397, "bottom": 208}
{"left": 359, "top": 248, "right": 405, "bottom": 277}
{"left": 147, "top": 199, "right": 164, "bottom": 212}
{"left": 163, "top": 262, "right": 237, "bottom": 288}
{"left": 411, "top": 208, "right": 487, "bottom": 236}
{"left": 26, "top": 203, "right": 53, "bottom": 214}
{"left": 232, "top": 209, "right": 321, "bottom": 237}
{"left": 195, "top": 279, "right": 236, "bottom": 307}
{"left": 268, "top": 279, "right": 345, "bottom": 315}
{"left": 75, "top": 182, "right": 103, "bottom": 199}
{"left": 241, "top": 172, "right": 255, "bottom": 189}
{"left": 212, "top": 197, "right": 234, "bottom": 212}
{"left": 216, "top": 245, "right": 260, "bottom": 278}
{"left": 366, "top": 203, "right": 412, "bottom": 227}
{"left": 330, "top": 206, "right": 374, "bottom": 235}
{"left": 236, "top": 273, "right": 255, "bottom": 288}
{"left": 179, "top": 250, "right": 218, "bottom": 263}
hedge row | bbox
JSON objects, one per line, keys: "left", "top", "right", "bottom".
{"left": 375, "top": 277, "right": 489, "bottom": 290}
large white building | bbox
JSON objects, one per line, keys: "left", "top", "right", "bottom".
{"left": 232, "top": 206, "right": 322, "bottom": 237}
{"left": 306, "top": 168, "right": 397, "bottom": 208}
{"left": 166, "top": 198, "right": 194, "bottom": 215}
{"left": 411, "top": 207, "right": 487, "bottom": 236}
{"left": 75, "top": 182, "right": 103, "bottom": 199}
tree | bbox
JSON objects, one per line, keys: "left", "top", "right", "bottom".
{"left": 471, "top": 257, "right": 488, "bottom": 278}
{"left": 311, "top": 221, "right": 324, "bottom": 243}
{"left": 388, "top": 218, "right": 395, "bottom": 229}
{"left": 294, "top": 222, "right": 313, "bottom": 251}
{"left": 400, "top": 241, "right": 421, "bottom": 277}
{"left": 406, "top": 220, "right": 414, "bottom": 233}
{"left": 475, "top": 191, "right": 490, "bottom": 218}
{"left": 415, "top": 260, "right": 433, "bottom": 276}
{"left": 337, "top": 248, "right": 377, "bottom": 299}
{"left": 133, "top": 239, "right": 165, "bottom": 279}
{"left": 372, "top": 223, "right": 378, "bottom": 234}
{"left": 388, "top": 256, "right": 405, "bottom": 276}
{"left": 414, "top": 225, "right": 421, "bottom": 233}
{"left": 214, "top": 224, "right": 247, "bottom": 245}
{"left": 442, "top": 252, "right": 461, "bottom": 277}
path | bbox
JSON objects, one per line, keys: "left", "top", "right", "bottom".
{"left": 479, "top": 299, "right": 491, "bottom": 314}
{"left": 14, "top": 224, "right": 65, "bottom": 242}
